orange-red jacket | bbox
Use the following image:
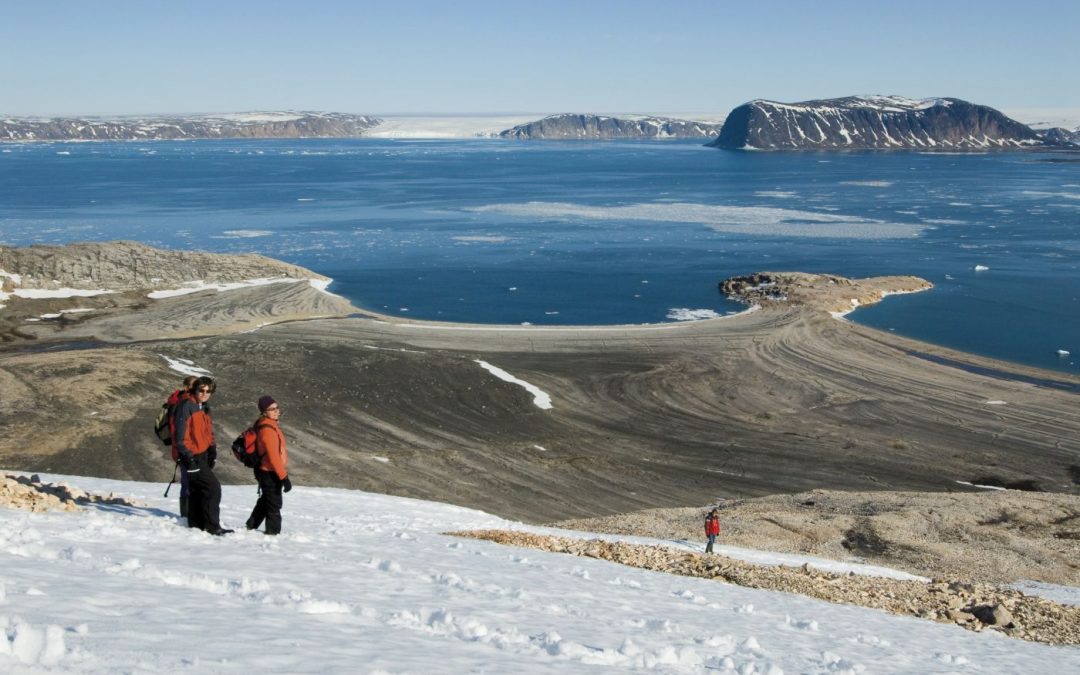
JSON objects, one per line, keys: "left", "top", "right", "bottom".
{"left": 255, "top": 417, "right": 288, "bottom": 480}
{"left": 172, "top": 393, "right": 215, "bottom": 460}
{"left": 705, "top": 514, "right": 721, "bottom": 537}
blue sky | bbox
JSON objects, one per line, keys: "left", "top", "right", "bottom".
{"left": 2, "top": 0, "right": 1076, "bottom": 116}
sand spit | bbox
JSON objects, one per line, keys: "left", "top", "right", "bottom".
{"left": 453, "top": 530, "right": 1080, "bottom": 646}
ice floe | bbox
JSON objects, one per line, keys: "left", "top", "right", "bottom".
{"left": 466, "top": 202, "right": 925, "bottom": 239}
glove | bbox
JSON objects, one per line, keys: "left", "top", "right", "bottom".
{"left": 207, "top": 445, "right": 217, "bottom": 469}
{"left": 179, "top": 454, "right": 199, "bottom": 472}
{"left": 282, "top": 477, "right": 292, "bottom": 493}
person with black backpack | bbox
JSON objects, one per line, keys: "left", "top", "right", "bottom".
{"left": 244, "top": 395, "right": 291, "bottom": 535}
{"left": 158, "top": 375, "right": 197, "bottom": 518}
{"left": 173, "top": 376, "right": 232, "bottom": 535}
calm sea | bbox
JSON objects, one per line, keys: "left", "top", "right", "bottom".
{"left": 0, "top": 139, "right": 1077, "bottom": 373}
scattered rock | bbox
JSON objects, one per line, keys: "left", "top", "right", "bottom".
{"left": 452, "top": 528, "right": 1080, "bottom": 645}
{"left": 0, "top": 472, "right": 141, "bottom": 512}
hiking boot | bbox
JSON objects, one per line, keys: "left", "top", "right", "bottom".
{"left": 208, "top": 527, "right": 234, "bottom": 536}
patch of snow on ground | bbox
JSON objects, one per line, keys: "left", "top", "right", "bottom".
{"left": 475, "top": 360, "right": 553, "bottom": 409}
{"left": 159, "top": 355, "right": 212, "bottom": 377}
{"left": 0, "top": 473, "right": 1074, "bottom": 673}
{"left": 147, "top": 277, "right": 300, "bottom": 299}
{"left": 13, "top": 288, "right": 114, "bottom": 299}
{"left": 955, "top": 480, "right": 1007, "bottom": 491}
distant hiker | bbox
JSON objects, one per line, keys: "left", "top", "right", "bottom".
{"left": 705, "top": 508, "right": 721, "bottom": 554}
{"left": 172, "top": 376, "right": 232, "bottom": 535}
{"left": 162, "top": 375, "right": 197, "bottom": 518}
{"left": 245, "top": 395, "right": 291, "bottom": 535}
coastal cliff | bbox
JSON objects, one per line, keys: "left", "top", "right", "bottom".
{"left": 0, "top": 112, "right": 382, "bottom": 141}
{"left": 709, "top": 96, "right": 1046, "bottom": 150}
{"left": 0, "top": 241, "right": 328, "bottom": 292}
{"left": 499, "top": 114, "right": 723, "bottom": 139}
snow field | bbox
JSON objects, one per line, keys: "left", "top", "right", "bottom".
{"left": 1, "top": 476, "right": 1077, "bottom": 672}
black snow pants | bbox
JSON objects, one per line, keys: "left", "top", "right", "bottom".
{"left": 247, "top": 469, "right": 284, "bottom": 535}
{"left": 186, "top": 452, "right": 223, "bottom": 532}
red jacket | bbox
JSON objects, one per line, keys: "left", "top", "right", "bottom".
{"left": 705, "top": 514, "right": 721, "bottom": 537}
{"left": 172, "top": 393, "right": 215, "bottom": 459}
{"left": 255, "top": 417, "right": 288, "bottom": 480}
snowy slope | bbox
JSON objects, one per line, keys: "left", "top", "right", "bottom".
{"left": 2, "top": 474, "right": 1077, "bottom": 673}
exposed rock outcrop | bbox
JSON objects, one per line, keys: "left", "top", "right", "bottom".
{"left": 720, "top": 271, "right": 932, "bottom": 315}
{"left": 0, "top": 241, "right": 356, "bottom": 343}
{"left": 1040, "top": 127, "right": 1080, "bottom": 146}
{"left": 0, "top": 241, "right": 327, "bottom": 292}
{"left": 499, "top": 114, "right": 723, "bottom": 139}
{"left": 709, "top": 96, "right": 1046, "bottom": 150}
{"left": 0, "top": 112, "right": 381, "bottom": 141}
{"left": 0, "top": 472, "right": 140, "bottom": 512}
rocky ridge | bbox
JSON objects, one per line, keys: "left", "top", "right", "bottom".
{"left": 0, "top": 241, "right": 355, "bottom": 343}
{"left": 454, "top": 529, "right": 1080, "bottom": 645}
{"left": 0, "top": 112, "right": 381, "bottom": 141}
{"left": 499, "top": 114, "right": 723, "bottom": 139}
{"left": 709, "top": 96, "right": 1048, "bottom": 150}
{"left": 0, "top": 241, "right": 327, "bottom": 293}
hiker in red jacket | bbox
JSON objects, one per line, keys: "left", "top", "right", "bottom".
{"left": 245, "top": 395, "right": 292, "bottom": 535}
{"left": 705, "top": 508, "right": 721, "bottom": 554}
{"left": 173, "top": 376, "right": 231, "bottom": 535}
{"left": 166, "top": 376, "right": 197, "bottom": 518}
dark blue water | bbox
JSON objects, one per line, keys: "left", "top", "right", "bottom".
{"left": 1, "top": 139, "right": 1077, "bottom": 373}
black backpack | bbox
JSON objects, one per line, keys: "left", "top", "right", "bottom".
{"left": 154, "top": 403, "right": 173, "bottom": 446}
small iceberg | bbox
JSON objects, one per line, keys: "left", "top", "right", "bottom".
{"left": 973, "top": 265, "right": 989, "bottom": 271}
{"left": 1058, "top": 349, "right": 1071, "bottom": 357}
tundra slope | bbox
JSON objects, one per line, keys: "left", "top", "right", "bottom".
{"left": 0, "top": 245, "right": 1077, "bottom": 528}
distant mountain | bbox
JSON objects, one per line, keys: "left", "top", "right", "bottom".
{"left": 499, "top": 114, "right": 723, "bottom": 139}
{"left": 0, "top": 112, "right": 382, "bottom": 141}
{"left": 708, "top": 96, "right": 1048, "bottom": 150}
{"left": 1040, "top": 127, "right": 1080, "bottom": 146}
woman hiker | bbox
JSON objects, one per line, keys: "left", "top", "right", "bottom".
{"left": 245, "top": 395, "right": 292, "bottom": 535}
{"left": 705, "top": 508, "right": 721, "bottom": 554}
{"left": 172, "top": 376, "right": 232, "bottom": 535}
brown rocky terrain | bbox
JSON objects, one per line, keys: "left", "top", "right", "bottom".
{"left": 555, "top": 489, "right": 1080, "bottom": 586}
{"left": 453, "top": 530, "right": 1080, "bottom": 646}
{"left": 0, "top": 471, "right": 141, "bottom": 512}
{"left": 1, "top": 242, "right": 1078, "bottom": 612}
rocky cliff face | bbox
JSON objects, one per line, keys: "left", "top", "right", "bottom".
{"left": 1040, "top": 127, "right": 1080, "bottom": 146}
{"left": 0, "top": 112, "right": 382, "bottom": 141}
{"left": 0, "top": 241, "right": 327, "bottom": 292}
{"left": 709, "top": 96, "right": 1046, "bottom": 150}
{"left": 499, "top": 114, "right": 723, "bottom": 139}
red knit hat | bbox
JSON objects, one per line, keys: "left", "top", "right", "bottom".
{"left": 258, "top": 395, "right": 277, "bottom": 412}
